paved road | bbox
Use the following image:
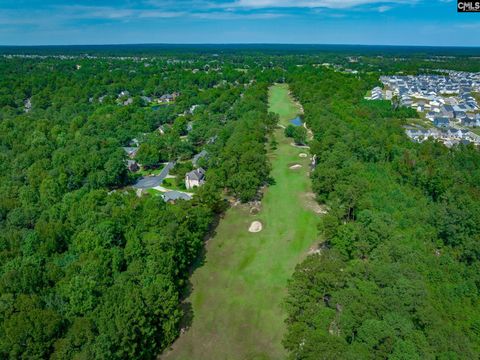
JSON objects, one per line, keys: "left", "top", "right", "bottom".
{"left": 133, "top": 161, "right": 175, "bottom": 189}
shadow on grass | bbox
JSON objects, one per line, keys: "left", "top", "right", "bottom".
{"left": 175, "top": 201, "right": 228, "bottom": 333}
{"left": 267, "top": 176, "right": 276, "bottom": 186}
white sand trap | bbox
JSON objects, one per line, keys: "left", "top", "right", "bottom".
{"left": 290, "top": 164, "right": 303, "bottom": 170}
{"left": 249, "top": 221, "right": 263, "bottom": 233}
{"left": 299, "top": 153, "right": 308, "bottom": 158}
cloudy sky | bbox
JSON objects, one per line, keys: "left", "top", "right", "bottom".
{"left": 0, "top": 0, "right": 479, "bottom": 46}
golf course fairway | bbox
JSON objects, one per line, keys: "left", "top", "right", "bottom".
{"left": 162, "top": 83, "right": 320, "bottom": 360}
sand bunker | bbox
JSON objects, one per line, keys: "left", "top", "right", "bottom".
{"left": 249, "top": 221, "right": 263, "bottom": 233}
{"left": 299, "top": 153, "right": 308, "bottom": 158}
{"left": 289, "top": 164, "right": 303, "bottom": 170}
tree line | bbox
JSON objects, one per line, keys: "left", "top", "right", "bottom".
{"left": 283, "top": 67, "right": 480, "bottom": 359}
{"left": 0, "top": 56, "right": 273, "bottom": 358}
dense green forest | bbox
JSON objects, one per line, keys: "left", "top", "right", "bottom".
{"left": 0, "top": 56, "right": 273, "bottom": 358}
{"left": 284, "top": 67, "right": 480, "bottom": 359}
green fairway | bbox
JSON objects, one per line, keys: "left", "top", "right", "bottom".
{"left": 162, "top": 84, "right": 320, "bottom": 360}
{"left": 268, "top": 83, "right": 302, "bottom": 127}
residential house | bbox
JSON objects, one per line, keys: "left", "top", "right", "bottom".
{"left": 433, "top": 117, "right": 450, "bottom": 128}
{"left": 192, "top": 150, "right": 208, "bottom": 167}
{"left": 141, "top": 96, "right": 152, "bottom": 104}
{"left": 162, "top": 191, "right": 192, "bottom": 203}
{"left": 426, "top": 112, "right": 436, "bottom": 121}
{"left": 158, "top": 92, "right": 180, "bottom": 104}
{"left": 207, "top": 135, "right": 218, "bottom": 144}
{"left": 462, "top": 117, "right": 477, "bottom": 127}
{"left": 159, "top": 94, "right": 173, "bottom": 103}
{"left": 130, "top": 138, "right": 140, "bottom": 147}
{"left": 185, "top": 168, "right": 206, "bottom": 189}
{"left": 441, "top": 105, "right": 455, "bottom": 118}
{"left": 127, "top": 160, "right": 140, "bottom": 172}
{"left": 158, "top": 124, "right": 170, "bottom": 135}
{"left": 189, "top": 104, "right": 199, "bottom": 114}
{"left": 24, "top": 98, "right": 32, "bottom": 113}
{"left": 123, "top": 147, "right": 138, "bottom": 159}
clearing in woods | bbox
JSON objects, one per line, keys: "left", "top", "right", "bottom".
{"left": 162, "top": 83, "right": 320, "bottom": 360}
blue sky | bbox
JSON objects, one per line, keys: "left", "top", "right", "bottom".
{"left": 0, "top": 0, "right": 479, "bottom": 46}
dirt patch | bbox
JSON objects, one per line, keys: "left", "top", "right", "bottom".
{"left": 302, "top": 192, "right": 329, "bottom": 215}
{"left": 289, "top": 164, "right": 302, "bottom": 170}
{"left": 248, "top": 221, "right": 263, "bottom": 233}
{"left": 290, "top": 142, "right": 310, "bottom": 149}
{"left": 299, "top": 153, "right": 308, "bottom": 158}
{"left": 308, "top": 244, "right": 322, "bottom": 256}
{"left": 249, "top": 200, "right": 262, "bottom": 215}
{"left": 250, "top": 207, "right": 260, "bottom": 215}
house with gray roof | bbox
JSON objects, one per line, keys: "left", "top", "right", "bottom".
{"left": 185, "top": 168, "right": 205, "bottom": 189}
{"left": 433, "top": 117, "right": 450, "bottom": 128}
{"left": 162, "top": 191, "right": 192, "bottom": 203}
{"left": 192, "top": 150, "right": 208, "bottom": 167}
{"left": 123, "top": 147, "right": 138, "bottom": 159}
{"left": 127, "top": 160, "right": 139, "bottom": 172}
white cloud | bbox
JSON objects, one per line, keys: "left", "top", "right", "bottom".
{"left": 0, "top": 4, "right": 288, "bottom": 28}
{"left": 0, "top": 0, "right": 420, "bottom": 28}
{"left": 60, "top": 6, "right": 185, "bottom": 19}
{"left": 60, "top": 3, "right": 287, "bottom": 21}
{"left": 377, "top": 5, "right": 392, "bottom": 12}
{"left": 229, "top": 0, "right": 418, "bottom": 9}
{"left": 192, "top": 11, "right": 285, "bottom": 19}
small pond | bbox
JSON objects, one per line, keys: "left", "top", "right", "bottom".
{"left": 290, "top": 116, "right": 303, "bottom": 127}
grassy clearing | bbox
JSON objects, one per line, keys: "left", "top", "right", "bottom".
{"left": 268, "top": 83, "right": 300, "bottom": 127}
{"left": 470, "top": 127, "right": 480, "bottom": 136}
{"left": 137, "top": 166, "right": 164, "bottom": 177}
{"left": 408, "top": 117, "right": 434, "bottom": 129}
{"left": 146, "top": 188, "right": 162, "bottom": 196}
{"left": 162, "top": 84, "right": 320, "bottom": 360}
{"left": 162, "top": 178, "right": 186, "bottom": 192}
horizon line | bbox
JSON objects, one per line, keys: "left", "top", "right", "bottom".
{"left": 1, "top": 42, "right": 480, "bottom": 49}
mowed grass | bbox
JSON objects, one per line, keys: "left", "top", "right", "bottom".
{"left": 268, "top": 83, "right": 300, "bottom": 127}
{"left": 162, "top": 84, "right": 320, "bottom": 360}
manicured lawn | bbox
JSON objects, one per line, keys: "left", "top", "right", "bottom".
{"left": 137, "top": 166, "right": 163, "bottom": 177}
{"left": 268, "top": 83, "right": 301, "bottom": 127}
{"left": 146, "top": 188, "right": 162, "bottom": 196}
{"left": 162, "top": 178, "right": 186, "bottom": 192}
{"left": 470, "top": 127, "right": 480, "bottom": 136}
{"left": 472, "top": 92, "right": 479, "bottom": 104}
{"left": 162, "top": 84, "right": 320, "bottom": 360}
{"left": 408, "top": 117, "right": 434, "bottom": 129}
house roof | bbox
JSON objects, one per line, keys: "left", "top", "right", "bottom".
{"left": 434, "top": 117, "right": 449, "bottom": 125}
{"left": 186, "top": 168, "right": 206, "bottom": 181}
{"left": 123, "top": 147, "right": 138, "bottom": 156}
{"left": 162, "top": 191, "right": 192, "bottom": 202}
{"left": 193, "top": 150, "right": 208, "bottom": 167}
